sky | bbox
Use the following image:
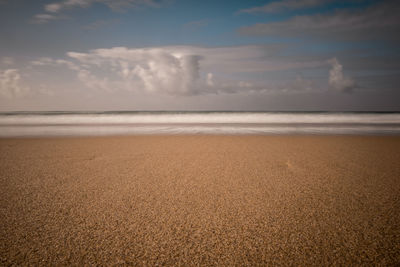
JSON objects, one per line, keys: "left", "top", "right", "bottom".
{"left": 0, "top": 0, "right": 399, "bottom": 111}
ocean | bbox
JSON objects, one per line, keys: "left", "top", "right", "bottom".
{"left": 0, "top": 111, "right": 400, "bottom": 137}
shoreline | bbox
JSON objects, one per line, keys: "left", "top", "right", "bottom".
{"left": 1, "top": 133, "right": 400, "bottom": 140}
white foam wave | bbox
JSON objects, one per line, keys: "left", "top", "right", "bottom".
{"left": 0, "top": 112, "right": 399, "bottom": 125}
{"left": 0, "top": 112, "right": 399, "bottom": 136}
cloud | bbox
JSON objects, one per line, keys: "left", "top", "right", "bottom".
{"left": 0, "top": 69, "right": 30, "bottom": 98}
{"left": 63, "top": 46, "right": 332, "bottom": 95}
{"left": 238, "top": 1, "right": 400, "bottom": 41}
{"left": 36, "top": 0, "right": 162, "bottom": 23}
{"left": 152, "top": 45, "right": 326, "bottom": 74}
{"left": 30, "top": 46, "right": 352, "bottom": 96}
{"left": 31, "top": 46, "right": 269, "bottom": 95}
{"left": 240, "top": 0, "right": 330, "bottom": 14}
{"left": 65, "top": 47, "right": 204, "bottom": 95}
{"left": 278, "top": 75, "right": 315, "bottom": 93}
{"left": 328, "top": 58, "right": 356, "bottom": 93}
{"left": 44, "top": 0, "right": 160, "bottom": 13}
{"left": 45, "top": 3, "right": 64, "bottom": 12}
{"left": 31, "top": 57, "right": 80, "bottom": 71}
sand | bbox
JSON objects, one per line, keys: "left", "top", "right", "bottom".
{"left": 0, "top": 135, "right": 399, "bottom": 265}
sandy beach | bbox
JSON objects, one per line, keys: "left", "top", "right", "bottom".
{"left": 0, "top": 135, "right": 399, "bottom": 265}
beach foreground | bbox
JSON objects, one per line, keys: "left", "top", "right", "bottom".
{"left": 1, "top": 135, "right": 399, "bottom": 265}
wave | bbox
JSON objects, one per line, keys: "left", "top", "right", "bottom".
{"left": 0, "top": 112, "right": 399, "bottom": 136}
{"left": 1, "top": 112, "right": 400, "bottom": 125}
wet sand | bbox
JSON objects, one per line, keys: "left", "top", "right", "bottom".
{"left": 0, "top": 135, "right": 399, "bottom": 265}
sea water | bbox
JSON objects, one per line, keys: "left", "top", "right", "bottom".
{"left": 0, "top": 111, "right": 399, "bottom": 137}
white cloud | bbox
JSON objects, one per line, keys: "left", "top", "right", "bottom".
{"left": 134, "top": 53, "right": 202, "bottom": 94}
{"left": 30, "top": 46, "right": 352, "bottom": 96}
{"left": 63, "top": 46, "right": 330, "bottom": 95}
{"left": 0, "top": 69, "right": 30, "bottom": 98}
{"left": 45, "top": 0, "right": 92, "bottom": 13}
{"left": 76, "top": 69, "right": 115, "bottom": 92}
{"left": 238, "top": 1, "right": 400, "bottom": 41}
{"left": 45, "top": 3, "right": 64, "bottom": 12}
{"left": 31, "top": 57, "right": 80, "bottom": 71}
{"left": 66, "top": 47, "right": 204, "bottom": 95}
{"left": 240, "top": 0, "right": 330, "bottom": 14}
{"left": 328, "top": 58, "right": 356, "bottom": 93}
{"left": 36, "top": 0, "right": 162, "bottom": 23}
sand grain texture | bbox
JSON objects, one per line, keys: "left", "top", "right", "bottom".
{"left": 1, "top": 135, "right": 400, "bottom": 265}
